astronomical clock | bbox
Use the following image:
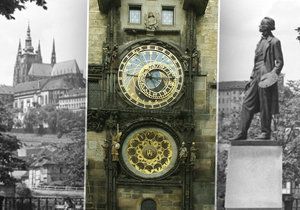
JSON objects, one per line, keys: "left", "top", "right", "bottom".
{"left": 87, "top": 0, "right": 211, "bottom": 209}
{"left": 118, "top": 45, "right": 184, "bottom": 109}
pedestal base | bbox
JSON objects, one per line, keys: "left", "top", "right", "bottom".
{"left": 225, "top": 140, "right": 282, "bottom": 210}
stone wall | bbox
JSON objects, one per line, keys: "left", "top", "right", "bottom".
{"left": 117, "top": 186, "right": 182, "bottom": 210}
{"left": 88, "top": 0, "right": 107, "bottom": 64}
{"left": 193, "top": 0, "right": 218, "bottom": 209}
{"left": 86, "top": 131, "right": 106, "bottom": 209}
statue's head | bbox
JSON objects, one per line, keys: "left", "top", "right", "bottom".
{"left": 148, "top": 12, "right": 154, "bottom": 18}
{"left": 259, "top": 17, "right": 275, "bottom": 32}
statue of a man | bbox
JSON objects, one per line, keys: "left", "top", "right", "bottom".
{"left": 231, "top": 17, "right": 284, "bottom": 140}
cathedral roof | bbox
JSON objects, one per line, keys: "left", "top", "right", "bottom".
{"left": 28, "top": 63, "right": 52, "bottom": 77}
{"left": 14, "top": 79, "right": 48, "bottom": 93}
{"left": 0, "top": 85, "right": 14, "bottom": 95}
{"left": 51, "top": 59, "right": 81, "bottom": 76}
{"left": 42, "top": 78, "right": 73, "bottom": 91}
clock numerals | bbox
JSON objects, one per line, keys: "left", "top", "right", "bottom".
{"left": 118, "top": 45, "right": 184, "bottom": 109}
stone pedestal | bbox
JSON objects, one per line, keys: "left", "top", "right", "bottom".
{"left": 225, "top": 140, "right": 282, "bottom": 210}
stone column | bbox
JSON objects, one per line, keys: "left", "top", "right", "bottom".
{"left": 225, "top": 140, "right": 282, "bottom": 210}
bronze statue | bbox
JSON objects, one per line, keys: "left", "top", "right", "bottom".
{"left": 231, "top": 17, "right": 284, "bottom": 140}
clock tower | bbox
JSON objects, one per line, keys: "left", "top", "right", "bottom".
{"left": 87, "top": 0, "right": 217, "bottom": 209}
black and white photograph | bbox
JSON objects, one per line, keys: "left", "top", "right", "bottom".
{"left": 218, "top": 0, "right": 300, "bottom": 209}
{"left": 0, "top": 0, "right": 87, "bottom": 209}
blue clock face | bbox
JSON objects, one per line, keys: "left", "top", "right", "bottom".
{"left": 118, "top": 45, "right": 184, "bottom": 109}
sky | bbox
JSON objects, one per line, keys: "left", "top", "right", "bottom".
{"left": 219, "top": 0, "right": 300, "bottom": 82}
{"left": 0, "top": 0, "right": 87, "bottom": 86}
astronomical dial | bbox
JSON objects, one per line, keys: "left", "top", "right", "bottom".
{"left": 121, "top": 127, "right": 178, "bottom": 178}
{"left": 118, "top": 45, "right": 184, "bottom": 109}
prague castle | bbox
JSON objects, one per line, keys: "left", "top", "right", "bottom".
{"left": 11, "top": 24, "right": 85, "bottom": 115}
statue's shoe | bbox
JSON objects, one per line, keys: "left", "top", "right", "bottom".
{"left": 229, "top": 133, "right": 247, "bottom": 141}
{"left": 255, "top": 133, "right": 271, "bottom": 140}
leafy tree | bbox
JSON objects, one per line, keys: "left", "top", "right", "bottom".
{"left": 43, "top": 105, "right": 58, "bottom": 134}
{"left": 23, "top": 106, "right": 48, "bottom": 135}
{"left": 0, "top": 101, "right": 14, "bottom": 132}
{"left": 15, "top": 183, "right": 32, "bottom": 197}
{"left": 0, "top": 133, "right": 26, "bottom": 185}
{"left": 55, "top": 110, "right": 85, "bottom": 186}
{"left": 0, "top": 0, "right": 47, "bottom": 20}
{"left": 0, "top": 100, "right": 26, "bottom": 185}
{"left": 275, "top": 82, "right": 300, "bottom": 183}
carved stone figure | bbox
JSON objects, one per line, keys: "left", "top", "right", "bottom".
{"left": 112, "top": 131, "right": 122, "bottom": 161}
{"left": 231, "top": 17, "right": 284, "bottom": 140}
{"left": 179, "top": 141, "right": 188, "bottom": 161}
{"left": 145, "top": 12, "right": 158, "bottom": 31}
{"left": 101, "top": 139, "right": 109, "bottom": 159}
{"left": 190, "top": 142, "right": 197, "bottom": 163}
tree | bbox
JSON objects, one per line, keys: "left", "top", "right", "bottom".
{"left": 0, "top": 101, "right": 14, "bottom": 132}
{"left": 43, "top": 105, "right": 58, "bottom": 134}
{"left": 55, "top": 110, "right": 85, "bottom": 186}
{"left": 15, "top": 183, "right": 32, "bottom": 197}
{"left": 0, "top": 0, "right": 47, "bottom": 20}
{"left": 0, "top": 133, "right": 26, "bottom": 185}
{"left": 23, "top": 106, "right": 48, "bottom": 135}
{"left": 0, "top": 100, "right": 26, "bottom": 185}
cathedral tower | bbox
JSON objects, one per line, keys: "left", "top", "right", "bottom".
{"left": 13, "top": 24, "right": 43, "bottom": 86}
{"left": 51, "top": 39, "right": 56, "bottom": 66}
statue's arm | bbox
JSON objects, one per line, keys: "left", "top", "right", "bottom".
{"left": 272, "top": 40, "right": 284, "bottom": 75}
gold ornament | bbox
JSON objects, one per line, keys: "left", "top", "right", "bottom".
{"left": 122, "top": 127, "right": 178, "bottom": 178}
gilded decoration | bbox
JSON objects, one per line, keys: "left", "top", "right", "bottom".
{"left": 121, "top": 127, "right": 178, "bottom": 178}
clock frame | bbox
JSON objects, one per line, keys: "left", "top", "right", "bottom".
{"left": 121, "top": 126, "right": 178, "bottom": 179}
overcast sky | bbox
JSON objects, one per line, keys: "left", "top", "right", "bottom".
{"left": 219, "top": 0, "right": 300, "bottom": 82}
{"left": 0, "top": 0, "right": 87, "bottom": 86}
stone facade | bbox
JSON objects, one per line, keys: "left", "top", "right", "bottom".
{"left": 87, "top": 0, "right": 218, "bottom": 209}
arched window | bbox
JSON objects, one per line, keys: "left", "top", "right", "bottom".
{"left": 141, "top": 199, "right": 157, "bottom": 210}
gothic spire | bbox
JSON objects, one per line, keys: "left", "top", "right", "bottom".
{"left": 36, "top": 40, "right": 43, "bottom": 62}
{"left": 24, "top": 22, "right": 34, "bottom": 53}
{"left": 18, "top": 39, "right": 22, "bottom": 55}
{"left": 51, "top": 38, "right": 56, "bottom": 65}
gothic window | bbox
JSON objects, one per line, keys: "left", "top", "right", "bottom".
{"left": 141, "top": 199, "right": 157, "bottom": 210}
{"left": 129, "top": 5, "right": 141, "bottom": 24}
{"left": 161, "top": 6, "right": 174, "bottom": 25}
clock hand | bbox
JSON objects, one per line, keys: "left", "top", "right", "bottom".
{"left": 151, "top": 79, "right": 157, "bottom": 88}
{"left": 150, "top": 76, "right": 175, "bottom": 80}
{"left": 126, "top": 73, "right": 138, "bottom": 77}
